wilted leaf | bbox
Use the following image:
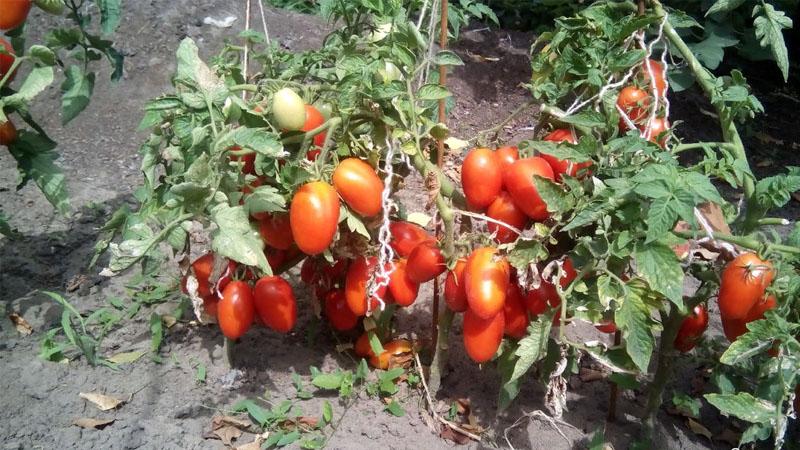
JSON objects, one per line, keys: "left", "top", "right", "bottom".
{"left": 79, "top": 392, "right": 126, "bottom": 411}
{"left": 73, "top": 418, "right": 115, "bottom": 429}
{"left": 107, "top": 350, "right": 147, "bottom": 365}
{"left": 8, "top": 313, "right": 33, "bottom": 335}
{"left": 687, "top": 418, "right": 713, "bottom": 440}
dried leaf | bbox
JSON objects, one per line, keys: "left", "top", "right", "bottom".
{"left": 440, "top": 423, "right": 472, "bottom": 445}
{"left": 66, "top": 274, "right": 89, "bottom": 292}
{"left": 235, "top": 433, "right": 269, "bottom": 450}
{"left": 107, "top": 350, "right": 147, "bottom": 365}
{"left": 213, "top": 425, "right": 242, "bottom": 445}
{"left": 687, "top": 418, "right": 713, "bottom": 440}
{"left": 696, "top": 202, "right": 730, "bottom": 234}
{"left": 79, "top": 392, "right": 126, "bottom": 411}
{"left": 162, "top": 315, "right": 177, "bottom": 328}
{"left": 73, "top": 418, "right": 115, "bottom": 429}
{"left": 579, "top": 368, "right": 606, "bottom": 382}
{"left": 8, "top": 313, "right": 33, "bottom": 335}
{"left": 444, "top": 137, "right": 469, "bottom": 151}
{"left": 218, "top": 415, "right": 253, "bottom": 431}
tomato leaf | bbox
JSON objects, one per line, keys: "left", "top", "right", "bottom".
{"left": 533, "top": 175, "right": 574, "bottom": 214}
{"left": 149, "top": 312, "right": 163, "bottom": 355}
{"left": 277, "top": 430, "right": 301, "bottom": 447}
{"left": 61, "top": 65, "right": 96, "bottom": 125}
{"left": 97, "top": 0, "right": 122, "bottom": 34}
{"left": 219, "top": 127, "right": 284, "bottom": 156}
{"left": 433, "top": 50, "right": 464, "bottom": 66}
{"left": 506, "top": 240, "right": 548, "bottom": 272}
{"left": 322, "top": 400, "right": 333, "bottom": 424}
{"left": 384, "top": 400, "right": 405, "bottom": 417}
{"left": 705, "top": 393, "right": 775, "bottom": 424}
{"left": 510, "top": 318, "right": 552, "bottom": 383}
{"left": 1, "top": 66, "right": 54, "bottom": 108}
{"left": 417, "top": 84, "right": 452, "bottom": 100}
{"left": 615, "top": 287, "right": 654, "bottom": 372}
{"left": 497, "top": 341, "right": 521, "bottom": 410}
{"left": 634, "top": 242, "right": 684, "bottom": 305}
{"left": 7, "top": 131, "right": 69, "bottom": 215}
{"left": 210, "top": 203, "right": 270, "bottom": 274}
{"left": 558, "top": 111, "right": 605, "bottom": 128}
{"left": 706, "top": 0, "right": 747, "bottom": 16}
{"left": 245, "top": 186, "right": 286, "bottom": 215}
{"left": 174, "top": 38, "right": 227, "bottom": 102}
{"left": 311, "top": 373, "right": 345, "bottom": 390}
{"left": 752, "top": 4, "right": 792, "bottom": 82}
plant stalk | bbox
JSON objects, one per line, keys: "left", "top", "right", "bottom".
{"left": 672, "top": 230, "right": 800, "bottom": 255}
{"left": 642, "top": 304, "right": 684, "bottom": 441}
{"left": 223, "top": 337, "right": 235, "bottom": 368}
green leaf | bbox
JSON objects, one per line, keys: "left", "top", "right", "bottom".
{"left": 706, "top": 0, "right": 747, "bottom": 16}
{"left": 368, "top": 332, "right": 385, "bottom": 356}
{"left": 718, "top": 318, "right": 776, "bottom": 365}
{"left": 97, "top": 0, "right": 122, "bottom": 34}
{"left": 615, "top": 288, "right": 654, "bottom": 372}
{"left": 510, "top": 319, "right": 552, "bottom": 382}
{"left": 753, "top": 4, "right": 792, "bottom": 81}
{"left": 705, "top": 393, "right": 775, "bottom": 424}
{"left": 174, "top": 38, "right": 227, "bottom": 101}
{"left": 210, "top": 203, "right": 270, "bottom": 274}
{"left": 672, "top": 393, "right": 702, "bottom": 419}
{"left": 61, "top": 65, "right": 95, "bottom": 125}
{"left": 34, "top": 0, "right": 65, "bottom": 14}
{"left": 7, "top": 131, "right": 69, "bottom": 215}
{"left": 233, "top": 399, "right": 272, "bottom": 426}
{"left": 195, "top": 362, "right": 206, "bottom": 383}
{"left": 506, "top": 240, "right": 548, "bottom": 272}
{"left": 149, "top": 312, "right": 163, "bottom": 354}
{"left": 277, "top": 430, "right": 301, "bottom": 447}
{"left": 28, "top": 45, "right": 56, "bottom": 65}
{"left": 2, "top": 66, "right": 54, "bottom": 107}
{"left": 498, "top": 342, "right": 521, "bottom": 410}
{"left": 322, "top": 400, "right": 333, "bottom": 424}
{"left": 384, "top": 400, "right": 405, "bottom": 417}
{"left": 107, "top": 350, "right": 147, "bottom": 365}
{"left": 433, "top": 50, "right": 463, "bottom": 66}
{"left": 345, "top": 210, "right": 371, "bottom": 239}
{"left": 608, "top": 373, "right": 638, "bottom": 389}
{"left": 634, "top": 242, "right": 684, "bottom": 305}
{"left": 558, "top": 110, "right": 605, "bottom": 128}
{"left": 533, "top": 176, "right": 574, "bottom": 214}
{"left": 687, "top": 25, "right": 739, "bottom": 70}
{"left": 222, "top": 128, "right": 284, "bottom": 156}
{"left": 417, "top": 84, "right": 451, "bottom": 100}
{"left": 645, "top": 195, "right": 679, "bottom": 243}
{"left": 754, "top": 168, "right": 800, "bottom": 211}
{"left": 312, "top": 373, "right": 345, "bottom": 390}
{"left": 244, "top": 186, "right": 285, "bottom": 215}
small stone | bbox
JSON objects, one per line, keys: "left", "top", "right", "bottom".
{"left": 172, "top": 404, "right": 200, "bottom": 419}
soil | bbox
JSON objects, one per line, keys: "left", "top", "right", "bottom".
{"left": 1, "top": 3, "right": 798, "bottom": 450}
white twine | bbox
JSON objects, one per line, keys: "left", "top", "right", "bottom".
{"left": 242, "top": 0, "right": 251, "bottom": 101}
{"left": 256, "top": 0, "right": 271, "bottom": 45}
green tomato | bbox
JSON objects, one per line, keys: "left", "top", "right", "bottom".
{"left": 272, "top": 87, "right": 306, "bottom": 131}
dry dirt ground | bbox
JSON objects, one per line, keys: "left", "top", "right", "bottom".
{"left": 1, "top": 2, "right": 799, "bottom": 450}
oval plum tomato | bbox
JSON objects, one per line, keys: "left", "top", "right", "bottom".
{"left": 388, "top": 259, "right": 420, "bottom": 307}
{"left": 191, "top": 253, "right": 215, "bottom": 298}
{"left": 369, "top": 339, "right": 412, "bottom": 369}
{"left": 323, "top": 259, "right": 348, "bottom": 282}
{"left": 721, "top": 315, "right": 747, "bottom": 342}
{"left": 300, "top": 258, "right": 316, "bottom": 284}
{"left": 462, "top": 148, "right": 502, "bottom": 210}
{"left": 494, "top": 146, "right": 518, "bottom": 172}
{"left": 558, "top": 258, "right": 578, "bottom": 289}
{"left": 639, "top": 117, "right": 670, "bottom": 147}
{"left": 486, "top": 191, "right": 528, "bottom": 244}
{"left": 595, "top": 320, "right": 617, "bottom": 334}
{"left": 218, "top": 281, "right": 255, "bottom": 339}
{"left": 503, "top": 157, "right": 556, "bottom": 221}
{"left": 718, "top": 253, "right": 774, "bottom": 321}
{"left": 253, "top": 276, "right": 297, "bottom": 333}
{"left": 464, "top": 247, "right": 510, "bottom": 319}
{"left": 641, "top": 59, "right": 668, "bottom": 97}
{"left": 216, "top": 260, "right": 238, "bottom": 295}
{"left": 674, "top": 304, "right": 709, "bottom": 353}
{"left": 266, "top": 247, "right": 287, "bottom": 271}
{"left": 290, "top": 181, "right": 340, "bottom": 255}
{"left": 332, "top": 158, "right": 384, "bottom": 217}
{"left": 745, "top": 294, "right": 777, "bottom": 323}
{"left": 523, "top": 283, "right": 552, "bottom": 316}
{"left": 324, "top": 290, "right": 358, "bottom": 331}
{"left": 0, "top": 119, "right": 16, "bottom": 146}
{"left": 389, "top": 221, "right": 431, "bottom": 257}
{"left": 406, "top": 241, "right": 446, "bottom": 283}
{"left": 503, "top": 283, "right": 529, "bottom": 339}
{"left": 301, "top": 104, "right": 327, "bottom": 156}
{"left": 0, "top": 37, "right": 17, "bottom": 82}
{"left": 272, "top": 87, "right": 306, "bottom": 131}
{"left": 444, "top": 258, "right": 468, "bottom": 313}
{"left": 617, "top": 85, "right": 650, "bottom": 123}
{"left": 203, "top": 295, "right": 219, "bottom": 318}
{"left": 540, "top": 129, "right": 592, "bottom": 181}
{"left": 463, "top": 309, "right": 505, "bottom": 363}
{"left": 259, "top": 213, "right": 294, "bottom": 250}
{"left": 354, "top": 331, "right": 377, "bottom": 357}
{"left": 0, "top": 0, "right": 31, "bottom": 30}
{"left": 345, "top": 256, "right": 389, "bottom": 316}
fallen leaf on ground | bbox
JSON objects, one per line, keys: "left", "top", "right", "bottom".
{"left": 687, "top": 418, "right": 713, "bottom": 440}
{"left": 73, "top": 418, "right": 115, "bottom": 429}
{"left": 440, "top": 424, "right": 472, "bottom": 445}
{"left": 80, "top": 392, "right": 127, "bottom": 411}
{"left": 161, "top": 315, "right": 177, "bottom": 328}
{"left": 218, "top": 415, "right": 253, "bottom": 431}
{"left": 235, "top": 432, "right": 269, "bottom": 450}
{"left": 205, "top": 415, "right": 247, "bottom": 446}
{"left": 8, "top": 313, "right": 33, "bottom": 335}
{"left": 213, "top": 425, "right": 241, "bottom": 446}
{"left": 107, "top": 350, "right": 147, "bottom": 365}
{"left": 66, "top": 274, "right": 89, "bottom": 292}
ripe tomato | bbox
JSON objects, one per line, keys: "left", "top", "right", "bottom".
{"left": 464, "top": 247, "right": 510, "bottom": 319}
{"left": 503, "top": 157, "right": 555, "bottom": 221}
{"left": 462, "top": 148, "right": 502, "bottom": 210}
{"left": 389, "top": 221, "right": 431, "bottom": 257}
{"left": 301, "top": 104, "right": 327, "bottom": 155}
{"left": 203, "top": 295, "right": 219, "bottom": 317}
{"left": 218, "top": 281, "right": 255, "bottom": 339}
{"left": 388, "top": 259, "right": 420, "bottom": 307}
{"left": 354, "top": 331, "right": 377, "bottom": 357}
{"left": 228, "top": 146, "right": 256, "bottom": 175}
{"left": 674, "top": 304, "right": 708, "bottom": 353}
{"left": 595, "top": 320, "right": 617, "bottom": 334}
{"left": 345, "top": 256, "right": 389, "bottom": 316}
{"left": 272, "top": 87, "right": 306, "bottom": 131}
{"left": 253, "top": 276, "right": 297, "bottom": 333}
{"left": 558, "top": 259, "right": 578, "bottom": 289}
{"left": 540, "top": 129, "right": 592, "bottom": 181}
{"left": 332, "top": 158, "right": 384, "bottom": 217}
{"left": 290, "top": 181, "right": 340, "bottom": 255}
{"left": 0, "top": 119, "right": 16, "bottom": 146}
{"left": 406, "top": 241, "right": 445, "bottom": 283}
{"left": 721, "top": 315, "right": 747, "bottom": 342}
{"left": 617, "top": 85, "right": 650, "bottom": 123}
{"left": 216, "top": 260, "right": 238, "bottom": 294}
{"left": 745, "top": 294, "right": 777, "bottom": 323}
{"left": 444, "top": 259, "right": 468, "bottom": 312}
{"left": 639, "top": 117, "right": 670, "bottom": 147}
{"left": 523, "top": 283, "right": 552, "bottom": 316}
{"left": 259, "top": 213, "right": 294, "bottom": 250}
{"left": 641, "top": 59, "right": 668, "bottom": 97}
{"left": 486, "top": 191, "right": 528, "bottom": 244}
{"left": 463, "top": 309, "right": 505, "bottom": 363}
{"left": 323, "top": 258, "right": 349, "bottom": 282}
{"left": 0, "top": 0, "right": 31, "bottom": 30}
{"left": 0, "top": 37, "right": 16, "bottom": 82}
{"left": 324, "top": 290, "right": 358, "bottom": 331}
{"left": 266, "top": 247, "right": 287, "bottom": 271}
{"left": 369, "top": 339, "right": 412, "bottom": 369}
{"left": 718, "top": 253, "right": 774, "bottom": 321}
{"left": 191, "top": 253, "right": 215, "bottom": 298}
{"left": 494, "top": 146, "right": 518, "bottom": 172}
{"left": 503, "top": 283, "right": 529, "bottom": 339}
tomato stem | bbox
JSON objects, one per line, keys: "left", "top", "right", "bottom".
{"left": 314, "top": 117, "right": 342, "bottom": 177}
{"left": 0, "top": 56, "right": 24, "bottom": 90}
{"left": 672, "top": 230, "right": 800, "bottom": 255}
{"left": 223, "top": 337, "right": 235, "bottom": 368}
{"left": 473, "top": 98, "right": 537, "bottom": 146}
{"left": 428, "top": 307, "right": 454, "bottom": 396}
{"left": 672, "top": 141, "right": 737, "bottom": 154}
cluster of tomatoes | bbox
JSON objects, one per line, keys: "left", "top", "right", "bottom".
{"left": 616, "top": 59, "right": 670, "bottom": 145}
{"left": 0, "top": 0, "right": 32, "bottom": 146}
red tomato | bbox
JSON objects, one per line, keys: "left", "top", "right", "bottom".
{"left": 540, "top": 129, "right": 592, "bottom": 181}
{"left": 266, "top": 247, "right": 287, "bottom": 271}
{"left": 523, "top": 283, "right": 552, "bottom": 316}
{"left": 301, "top": 104, "right": 327, "bottom": 155}
{"left": 191, "top": 254, "right": 215, "bottom": 298}
{"left": 674, "top": 304, "right": 709, "bottom": 353}
{"left": 718, "top": 253, "right": 774, "bottom": 321}
{"left": 639, "top": 117, "right": 670, "bottom": 147}
{"left": 464, "top": 247, "right": 510, "bottom": 319}
{"left": 0, "top": 119, "right": 17, "bottom": 146}
{"left": 324, "top": 290, "right": 359, "bottom": 331}
{"left": 0, "top": 0, "right": 31, "bottom": 30}
{"left": 406, "top": 241, "right": 446, "bottom": 283}
{"left": 369, "top": 339, "right": 412, "bottom": 369}
{"left": 559, "top": 259, "right": 578, "bottom": 289}
{"left": 332, "top": 158, "right": 384, "bottom": 217}
{"left": 259, "top": 213, "right": 294, "bottom": 250}
{"left": 389, "top": 221, "right": 431, "bottom": 257}
{"left": 0, "top": 37, "right": 16, "bottom": 83}
{"left": 345, "top": 256, "right": 389, "bottom": 316}
{"left": 444, "top": 259, "right": 468, "bottom": 313}
{"left": 494, "top": 146, "right": 518, "bottom": 172}
{"left": 323, "top": 259, "right": 349, "bottom": 282}
{"left": 503, "top": 157, "right": 556, "bottom": 221}
{"left": 290, "top": 181, "right": 340, "bottom": 255}
{"left": 503, "top": 283, "right": 529, "bottom": 339}
{"left": 203, "top": 296, "right": 219, "bottom": 317}
{"left": 354, "top": 331, "right": 377, "bottom": 357}
{"left": 462, "top": 148, "right": 502, "bottom": 210}
{"left": 595, "top": 321, "right": 618, "bottom": 334}
{"left": 641, "top": 59, "right": 668, "bottom": 97}
{"left": 617, "top": 85, "right": 650, "bottom": 123}
{"left": 216, "top": 260, "right": 238, "bottom": 294}
{"left": 463, "top": 309, "right": 505, "bottom": 363}
{"left": 253, "top": 276, "right": 297, "bottom": 333}
{"left": 486, "top": 191, "right": 528, "bottom": 244}
{"left": 229, "top": 146, "right": 256, "bottom": 175}
{"left": 388, "top": 259, "right": 420, "bottom": 307}
{"left": 745, "top": 294, "right": 777, "bottom": 323}
{"left": 218, "top": 281, "right": 255, "bottom": 339}
{"left": 300, "top": 258, "right": 316, "bottom": 284}
{"left": 721, "top": 315, "right": 747, "bottom": 343}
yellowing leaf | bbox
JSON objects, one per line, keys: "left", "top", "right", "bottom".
{"left": 406, "top": 212, "right": 432, "bottom": 227}
{"left": 687, "top": 418, "right": 713, "bottom": 440}
{"left": 79, "top": 392, "right": 126, "bottom": 411}
{"left": 73, "top": 417, "right": 115, "bottom": 429}
{"left": 107, "top": 350, "right": 147, "bottom": 365}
